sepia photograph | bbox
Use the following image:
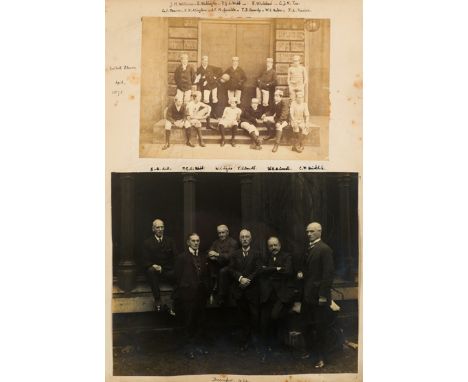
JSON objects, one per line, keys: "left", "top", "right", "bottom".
{"left": 111, "top": 172, "right": 359, "bottom": 376}
{"left": 139, "top": 17, "right": 331, "bottom": 160}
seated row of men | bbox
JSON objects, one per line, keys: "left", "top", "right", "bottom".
{"left": 175, "top": 54, "right": 307, "bottom": 106}
{"left": 142, "top": 219, "right": 334, "bottom": 368}
{"left": 164, "top": 89, "right": 310, "bottom": 153}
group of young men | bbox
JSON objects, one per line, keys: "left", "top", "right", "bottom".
{"left": 142, "top": 219, "right": 335, "bottom": 368}
{"left": 163, "top": 54, "right": 310, "bottom": 153}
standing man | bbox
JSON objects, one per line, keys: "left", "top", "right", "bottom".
{"left": 174, "top": 53, "right": 196, "bottom": 103}
{"left": 263, "top": 90, "right": 290, "bottom": 153}
{"left": 259, "top": 236, "right": 294, "bottom": 361}
{"left": 195, "top": 55, "right": 222, "bottom": 104}
{"left": 224, "top": 57, "right": 247, "bottom": 104}
{"left": 300, "top": 222, "right": 334, "bottom": 368}
{"left": 207, "top": 224, "right": 239, "bottom": 305}
{"left": 141, "top": 219, "right": 177, "bottom": 314}
{"left": 256, "top": 57, "right": 278, "bottom": 109}
{"left": 289, "top": 91, "right": 310, "bottom": 153}
{"left": 228, "top": 229, "right": 263, "bottom": 351}
{"left": 163, "top": 96, "right": 188, "bottom": 150}
{"left": 287, "top": 55, "right": 307, "bottom": 101}
{"left": 173, "top": 233, "right": 211, "bottom": 359}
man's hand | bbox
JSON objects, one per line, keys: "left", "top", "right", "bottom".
{"left": 318, "top": 296, "right": 327, "bottom": 306}
{"left": 239, "top": 277, "right": 251, "bottom": 287}
{"left": 297, "top": 271, "right": 303, "bottom": 279}
{"left": 152, "top": 264, "right": 162, "bottom": 272}
{"left": 276, "top": 267, "right": 282, "bottom": 271}
{"left": 208, "top": 250, "right": 219, "bottom": 258}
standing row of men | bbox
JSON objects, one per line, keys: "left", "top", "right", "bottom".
{"left": 142, "top": 220, "right": 334, "bottom": 368}
{"left": 174, "top": 54, "right": 307, "bottom": 105}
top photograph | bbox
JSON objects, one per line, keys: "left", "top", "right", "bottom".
{"left": 139, "top": 17, "right": 333, "bottom": 160}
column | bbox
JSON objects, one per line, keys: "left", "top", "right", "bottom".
{"left": 183, "top": 174, "right": 196, "bottom": 240}
{"left": 116, "top": 174, "right": 137, "bottom": 292}
{"left": 338, "top": 173, "right": 354, "bottom": 280}
{"left": 240, "top": 174, "right": 253, "bottom": 230}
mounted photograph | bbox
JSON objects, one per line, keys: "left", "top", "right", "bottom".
{"left": 139, "top": 17, "right": 332, "bottom": 160}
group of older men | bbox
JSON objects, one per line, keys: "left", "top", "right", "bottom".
{"left": 163, "top": 54, "right": 310, "bottom": 153}
{"left": 141, "top": 219, "right": 335, "bottom": 368}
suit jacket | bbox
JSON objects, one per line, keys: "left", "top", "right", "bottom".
{"left": 196, "top": 65, "right": 222, "bottom": 90}
{"left": 302, "top": 240, "right": 334, "bottom": 305}
{"left": 268, "top": 99, "right": 290, "bottom": 123}
{"left": 241, "top": 105, "right": 264, "bottom": 125}
{"left": 209, "top": 236, "right": 239, "bottom": 266}
{"left": 141, "top": 235, "right": 177, "bottom": 272}
{"left": 224, "top": 66, "right": 247, "bottom": 91}
{"left": 257, "top": 68, "right": 278, "bottom": 90}
{"left": 174, "top": 64, "right": 195, "bottom": 91}
{"left": 259, "top": 250, "right": 295, "bottom": 304}
{"left": 228, "top": 247, "right": 263, "bottom": 302}
{"left": 173, "top": 248, "right": 210, "bottom": 301}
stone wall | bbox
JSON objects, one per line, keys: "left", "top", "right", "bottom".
{"left": 167, "top": 18, "right": 199, "bottom": 97}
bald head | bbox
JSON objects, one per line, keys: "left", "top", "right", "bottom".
{"left": 306, "top": 222, "right": 322, "bottom": 242}
{"left": 152, "top": 219, "right": 164, "bottom": 237}
{"left": 217, "top": 224, "right": 229, "bottom": 241}
{"left": 267, "top": 236, "right": 281, "bottom": 254}
{"left": 239, "top": 229, "right": 252, "bottom": 248}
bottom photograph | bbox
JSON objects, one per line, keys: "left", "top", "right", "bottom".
{"left": 110, "top": 172, "right": 360, "bottom": 376}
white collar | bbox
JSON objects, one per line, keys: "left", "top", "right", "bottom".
{"left": 154, "top": 235, "right": 163, "bottom": 241}
{"left": 188, "top": 247, "right": 198, "bottom": 255}
{"left": 242, "top": 246, "right": 250, "bottom": 252}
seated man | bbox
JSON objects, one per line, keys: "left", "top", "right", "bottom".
{"left": 289, "top": 92, "right": 310, "bottom": 153}
{"left": 185, "top": 91, "right": 212, "bottom": 147}
{"left": 263, "top": 90, "right": 290, "bottom": 153}
{"left": 163, "top": 96, "right": 187, "bottom": 150}
{"left": 256, "top": 57, "right": 277, "bottom": 108}
{"left": 207, "top": 224, "right": 239, "bottom": 304}
{"left": 141, "top": 219, "right": 177, "bottom": 314}
{"left": 218, "top": 98, "right": 242, "bottom": 147}
{"left": 240, "top": 98, "right": 263, "bottom": 150}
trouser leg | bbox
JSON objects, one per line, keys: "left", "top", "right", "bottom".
{"left": 272, "top": 130, "right": 283, "bottom": 153}
{"left": 195, "top": 126, "right": 206, "bottom": 147}
{"left": 145, "top": 267, "right": 162, "bottom": 302}
{"left": 184, "top": 126, "right": 195, "bottom": 147}
{"left": 212, "top": 87, "right": 218, "bottom": 103}
{"left": 231, "top": 124, "right": 238, "bottom": 146}
{"left": 249, "top": 131, "right": 261, "bottom": 149}
{"left": 219, "top": 124, "right": 226, "bottom": 146}
{"left": 217, "top": 266, "right": 231, "bottom": 302}
{"left": 162, "top": 130, "right": 171, "bottom": 150}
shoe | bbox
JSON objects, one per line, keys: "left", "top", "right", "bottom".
{"left": 154, "top": 303, "right": 162, "bottom": 312}
{"left": 199, "top": 140, "right": 206, "bottom": 147}
{"left": 272, "top": 144, "right": 279, "bottom": 153}
{"left": 314, "top": 359, "right": 325, "bottom": 369}
{"left": 185, "top": 351, "right": 195, "bottom": 359}
{"left": 162, "top": 143, "right": 170, "bottom": 150}
{"left": 292, "top": 145, "right": 301, "bottom": 153}
{"left": 220, "top": 139, "right": 225, "bottom": 147}
{"left": 299, "top": 352, "right": 311, "bottom": 359}
{"left": 231, "top": 139, "right": 236, "bottom": 147}
{"left": 240, "top": 343, "right": 249, "bottom": 352}
{"left": 263, "top": 135, "right": 274, "bottom": 141}
{"left": 186, "top": 141, "right": 195, "bottom": 148}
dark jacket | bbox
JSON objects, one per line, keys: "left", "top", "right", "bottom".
{"left": 241, "top": 105, "right": 264, "bottom": 125}
{"left": 141, "top": 235, "right": 177, "bottom": 272}
{"left": 302, "top": 240, "right": 334, "bottom": 304}
{"left": 166, "top": 102, "right": 187, "bottom": 122}
{"left": 209, "top": 236, "right": 239, "bottom": 266}
{"left": 257, "top": 68, "right": 277, "bottom": 90}
{"left": 196, "top": 65, "right": 222, "bottom": 90}
{"left": 224, "top": 66, "right": 247, "bottom": 91}
{"left": 174, "top": 64, "right": 195, "bottom": 91}
{"left": 228, "top": 248, "right": 263, "bottom": 302}
{"left": 259, "top": 250, "right": 295, "bottom": 304}
{"left": 268, "top": 99, "right": 290, "bottom": 123}
{"left": 173, "top": 248, "right": 210, "bottom": 301}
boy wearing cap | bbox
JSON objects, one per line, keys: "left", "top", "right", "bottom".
{"left": 240, "top": 98, "right": 263, "bottom": 150}
{"left": 185, "top": 91, "right": 211, "bottom": 147}
{"left": 256, "top": 58, "right": 277, "bottom": 108}
{"left": 163, "top": 96, "right": 188, "bottom": 150}
{"left": 289, "top": 92, "right": 310, "bottom": 153}
{"left": 195, "top": 55, "right": 222, "bottom": 104}
{"left": 224, "top": 57, "right": 247, "bottom": 104}
{"left": 218, "top": 98, "right": 242, "bottom": 147}
{"left": 287, "top": 55, "right": 307, "bottom": 101}
{"left": 264, "top": 90, "right": 290, "bottom": 153}
{"left": 174, "top": 54, "right": 196, "bottom": 104}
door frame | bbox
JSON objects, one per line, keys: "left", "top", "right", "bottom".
{"left": 197, "top": 19, "right": 275, "bottom": 65}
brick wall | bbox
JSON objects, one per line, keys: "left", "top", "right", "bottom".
{"left": 167, "top": 18, "right": 199, "bottom": 97}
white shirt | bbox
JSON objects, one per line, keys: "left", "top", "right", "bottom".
{"left": 188, "top": 247, "right": 198, "bottom": 256}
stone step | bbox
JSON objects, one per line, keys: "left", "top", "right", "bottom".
{"left": 153, "top": 119, "right": 320, "bottom": 146}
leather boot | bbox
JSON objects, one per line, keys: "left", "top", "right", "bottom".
{"left": 249, "top": 132, "right": 262, "bottom": 150}
{"left": 219, "top": 124, "right": 226, "bottom": 147}
{"left": 292, "top": 132, "right": 301, "bottom": 153}
{"left": 272, "top": 130, "right": 282, "bottom": 153}
{"left": 196, "top": 127, "right": 206, "bottom": 147}
{"left": 185, "top": 128, "right": 195, "bottom": 147}
{"left": 231, "top": 125, "right": 238, "bottom": 147}
{"left": 162, "top": 130, "right": 171, "bottom": 150}
{"left": 298, "top": 133, "right": 305, "bottom": 152}
{"left": 263, "top": 122, "right": 275, "bottom": 141}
